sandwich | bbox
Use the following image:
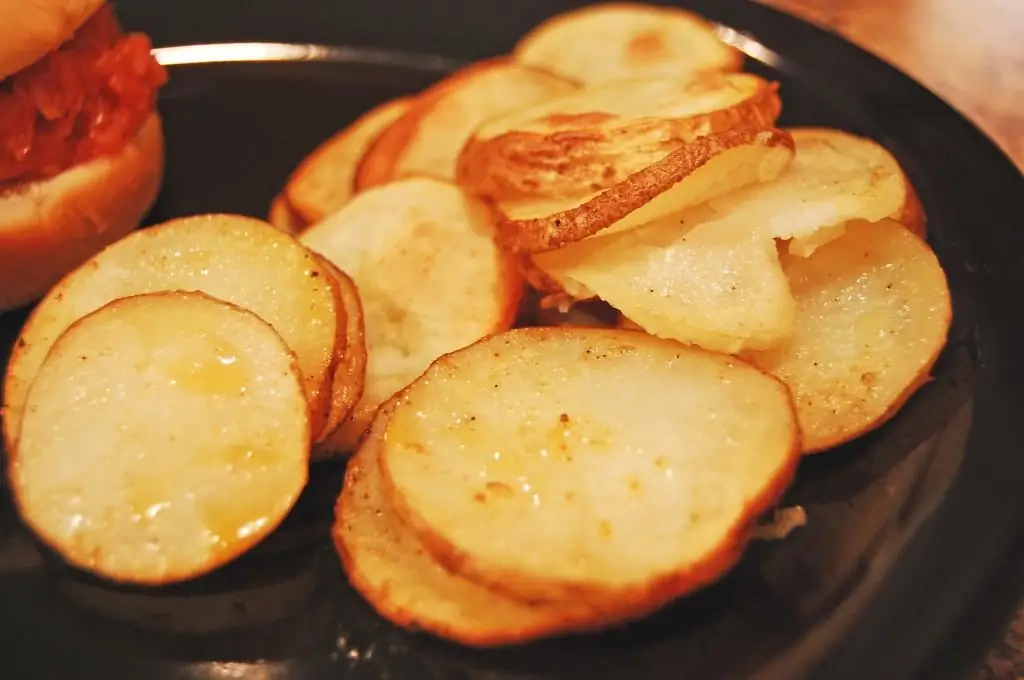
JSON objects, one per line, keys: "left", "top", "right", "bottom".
{"left": 0, "top": 0, "right": 167, "bottom": 313}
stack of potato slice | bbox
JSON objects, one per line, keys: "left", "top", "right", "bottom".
{"left": 298, "top": 176, "right": 523, "bottom": 457}
{"left": 296, "top": 2, "right": 950, "bottom": 647}
{"left": 336, "top": 328, "right": 801, "bottom": 646}
{"left": 2, "top": 214, "right": 367, "bottom": 584}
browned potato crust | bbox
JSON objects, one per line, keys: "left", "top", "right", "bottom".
{"left": 495, "top": 127, "right": 796, "bottom": 253}
{"left": 457, "top": 73, "right": 782, "bottom": 199}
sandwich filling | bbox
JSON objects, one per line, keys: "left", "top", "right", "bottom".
{"left": 0, "top": 5, "right": 167, "bottom": 184}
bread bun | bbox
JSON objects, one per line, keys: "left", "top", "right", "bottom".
{"left": 0, "top": 112, "right": 165, "bottom": 313}
{"left": 0, "top": 0, "right": 107, "bottom": 80}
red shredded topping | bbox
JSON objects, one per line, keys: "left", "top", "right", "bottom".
{"left": 0, "top": 5, "right": 167, "bottom": 184}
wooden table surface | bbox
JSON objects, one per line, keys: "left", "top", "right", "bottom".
{"left": 759, "top": 0, "right": 1023, "bottom": 166}
{"left": 757, "top": 1, "right": 1024, "bottom": 677}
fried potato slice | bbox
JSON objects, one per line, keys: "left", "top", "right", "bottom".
{"left": 3, "top": 214, "right": 342, "bottom": 449}
{"left": 774, "top": 128, "right": 926, "bottom": 253}
{"left": 744, "top": 219, "right": 951, "bottom": 454}
{"left": 532, "top": 128, "right": 926, "bottom": 352}
{"left": 284, "top": 97, "right": 414, "bottom": 224}
{"left": 300, "top": 177, "right": 522, "bottom": 455}
{"left": 379, "top": 327, "right": 800, "bottom": 613}
{"left": 310, "top": 256, "right": 368, "bottom": 459}
{"left": 335, "top": 400, "right": 601, "bottom": 647}
{"left": 457, "top": 73, "right": 781, "bottom": 199}
{"left": 513, "top": 3, "right": 742, "bottom": 86}
{"left": 534, "top": 212, "right": 796, "bottom": 353}
{"left": 267, "top": 193, "right": 306, "bottom": 234}
{"left": 10, "top": 292, "right": 309, "bottom": 584}
{"left": 496, "top": 127, "right": 796, "bottom": 253}
{"left": 354, "top": 59, "right": 579, "bottom": 190}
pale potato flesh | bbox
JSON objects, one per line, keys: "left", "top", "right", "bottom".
{"left": 11, "top": 292, "right": 309, "bottom": 584}
{"left": 300, "top": 177, "right": 521, "bottom": 454}
{"left": 335, "top": 402, "right": 598, "bottom": 647}
{"left": 734, "top": 128, "right": 914, "bottom": 255}
{"left": 3, "top": 214, "right": 341, "bottom": 448}
{"left": 535, "top": 210, "right": 796, "bottom": 353}
{"left": 744, "top": 219, "right": 951, "bottom": 453}
{"left": 379, "top": 327, "right": 799, "bottom": 610}
{"left": 514, "top": 4, "right": 741, "bottom": 85}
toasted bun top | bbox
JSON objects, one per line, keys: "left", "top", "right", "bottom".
{"left": 0, "top": 0, "right": 107, "bottom": 80}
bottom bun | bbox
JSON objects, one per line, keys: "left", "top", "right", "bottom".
{"left": 0, "top": 113, "right": 165, "bottom": 313}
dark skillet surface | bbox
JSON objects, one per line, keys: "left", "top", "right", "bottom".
{"left": 1, "top": 1, "right": 1023, "bottom": 678}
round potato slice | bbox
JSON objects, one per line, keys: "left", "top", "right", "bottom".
{"left": 354, "top": 58, "right": 580, "bottom": 190}
{"left": 10, "top": 292, "right": 309, "bottom": 585}
{"left": 300, "top": 177, "right": 522, "bottom": 456}
{"left": 3, "top": 214, "right": 342, "bottom": 450}
{"left": 770, "top": 128, "right": 926, "bottom": 254}
{"left": 534, "top": 211, "right": 797, "bottom": 354}
{"left": 310, "top": 256, "right": 368, "bottom": 459}
{"left": 513, "top": 3, "right": 743, "bottom": 86}
{"left": 457, "top": 73, "right": 781, "bottom": 199}
{"left": 284, "top": 97, "right": 414, "bottom": 224}
{"left": 335, "top": 401, "right": 601, "bottom": 647}
{"left": 496, "top": 127, "right": 795, "bottom": 253}
{"left": 379, "top": 327, "right": 800, "bottom": 613}
{"left": 744, "top": 219, "right": 951, "bottom": 454}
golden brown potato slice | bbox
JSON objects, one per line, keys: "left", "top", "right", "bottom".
{"left": 10, "top": 292, "right": 309, "bottom": 585}
{"left": 379, "top": 327, "right": 800, "bottom": 614}
{"left": 496, "top": 127, "right": 796, "bottom": 253}
{"left": 457, "top": 73, "right": 781, "bottom": 199}
{"left": 335, "top": 400, "right": 601, "bottom": 647}
{"left": 513, "top": 3, "right": 742, "bottom": 86}
{"left": 744, "top": 219, "right": 951, "bottom": 454}
{"left": 283, "top": 97, "right": 414, "bottom": 224}
{"left": 310, "top": 256, "right": 368, "bottom": 459}
{"left": 300, "top": 177, "right": 522, "bottom": 455}
{"left": 776, "top": 128, "right": 925, "bottom": 252}
{"left": 534, "top": 210, "right": 796, "bottom": 353}
{"left": 3, "top": 214, "right": 342, "bottom": 450}
{"left": 354, "top": 59, "right": 579, "bottom": 190}
{"left": 267, "top": 193, "right": 306, "bottom": 234}
{"left": 533, "top": 128, "right": 926, "bottom": 353}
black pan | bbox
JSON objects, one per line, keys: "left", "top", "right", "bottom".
{"left": 2, "top": 1, "right": 1023, "bottom": 679}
